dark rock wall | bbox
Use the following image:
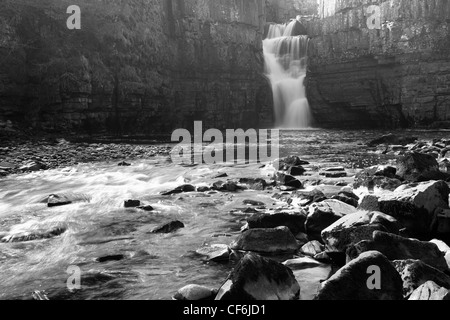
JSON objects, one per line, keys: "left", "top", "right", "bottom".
{"left": 307, "top": 0, "right": 450, "bottom": 129}
{"left": 0, "top": 0, "right": 273, "bottom": 134}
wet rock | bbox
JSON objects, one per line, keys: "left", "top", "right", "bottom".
{"left": 230, "top": 226, "right": 300, "bottom": 254}
{"left": 314, "top": 252, "right": 332, "bottom": 263}
{"left": 331, "top": 195, "right": 358, "bottom": 207}
{"left": 47, "top": 193, "right": 91, "bottom": 207}
{"left": 288, "top": 166, "right": 306, "bottom": 176}
{"left": 283, "top": 256, "right": 324, "bottom": 269}
{"left": 305, "top": 200, "right": 357, "bottom": 241}
{"left": 239, "top": 178, "right": 267, "bottom": 191}
{"left": 212, "top": 181, "right": 241, "bottom": 192}
{"left": 243, "top": 199, "right": 265, "bottom": 207}
{"left": 161, "top": 184, "right": 196, "bottom": 195}
{"left": 151, "top": 221, "right": 185, "bottom": 234}
{"left": 1, "top": 226, "right": 66, "bottom": 243}
{"left": 378, "top": 180, "right": 450, "bottom": 236}
{"left": 196, "top": 186, "right": 210, "bottom": 192}
{"left": 124, "top": 200, "right": 141, "bottom": 208}
{"left": 0, "top": 161, "right": 15, "bottom": 170}
{"left": 278, "top": 156, "right": 309, "bottom": 171}
{"left": 137, "top": 205, "right": 154, "bottom": 212}
{"left": 320, "top": 167, "right": 347, "bottom": 178}
{"left": 358, "top": 195, "right": 381, "bottom": 211}
{"left": 347, "top": 231, "right": 448, "bottom": 272}
{"left": 408, "top": 281, "right": 450, "bottom": 300}
{"left": 397, "top": 152, "right": 447, "bottom": 182}
{"left": 315, "top": 251, "right": 403, "bottom": 300}
{"left": 300, "top": 240, "right": 325, "bottom": 257}
{"left": 322, "top": 211, "right": 399, "bottom": 252}
{"left": 97, "top": 254, "right": 125, "bottom": 263}
{"left": 276, "top": 173, "right": 303, "bottom": 189}
{"left": 215, "top": 253, "right": 300, "bottom": 300}
{"left": 118, "top": 161, "right": 131, "bottom": 166}
{"left": 195, "top": 244, "right": 230, "bottom": 262}
{"left": 246, "top": 212, "right": 306, "bottom": 235}
{"left": 214, "top": 173, "right": 228, "bottom": 179}
{"left": 293, "top": 189, "right": 327, "bottom": 206}
{"left": 393, "top": 259, "right": 450, "bottom": 298}
{"left": 174, "top": 284, "right": 216, "bottom": 301}
{"left": 354, "top": 165, "right": 402, "bottom": 191}
{"left": 19, "top": 161, "right": 46, "bottom": 172}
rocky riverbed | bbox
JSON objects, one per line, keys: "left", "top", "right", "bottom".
{"left": 2, "top": 130, "right": 450, "bottom": 300}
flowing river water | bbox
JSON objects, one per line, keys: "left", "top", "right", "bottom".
{"left": 0, "top": 129, "right": 448, "bottom": 300}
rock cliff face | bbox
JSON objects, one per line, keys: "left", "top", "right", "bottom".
{"left": 0, "top": 0, "right": 272, "bottom": 134}
{"left": 306, "top": 0, "right": 450, "bottom": 128}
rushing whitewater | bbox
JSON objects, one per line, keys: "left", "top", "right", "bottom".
{"left": 263, "top": 19, "right": 313, "bottom": 129}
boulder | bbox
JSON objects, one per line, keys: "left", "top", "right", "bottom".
{"left": 283, "top": 256, "right": 324, "bottom": 269}
{"left": 292, "top": 189, "right": 327, "bottom": 206}
{"left": 300, "top": 241, "right": 325, "bottom": 257}
{"left": 161, "top": 184, "right": 196, "bottom": 195}
{"left": 408, "top": 281, "right": 450, "bottom": 300}
{"left": 277, "top": 156, "right": 309, "bottom": 171}
{"left": 315, "top": 251, "right": 403, "bottom": 300}
{"left": 215, "top": 253, "right": 300, "bottom": 300}
{"left": 378, "top": 180, "right": 450, "bottom": 236}
{"left": 19, "top": 161, "right": 46, "bottom": 172}
{"left": 174, "top": 284, "right": 216, "bottom": 301}
{"left": 137, "top": 205, "right": 154, "bottom": 212}
{"left": 1, "top": 226, "right": 66, "bottom": 243}
{"left": 151, "top": 221, "right": 185, "bottom": 234}
{"left": 48, "top": 193, "right": 91, "bottom": 207}
{"left": 239, "top": 178, "right": 267, "bottom": 191}
{"left": 393, "top": 259, "right": 450, "bottom": 298}
{"left": 322, "top": 211, "right": 399, "bottom": 252}
{"left": 347, "top": 231, "right": 448, "bottom": 272}
{"left": 354, "top": 165, "right": 401, "bottom": 191}
{"left": 276, "top": 173, "right": 303, "bottom": 189}
{"left": 288, "top": 166, "right": 306, "bottom": 176}
{"left": 212, "top": 181, "right": 241, "bottom": 192}
{"left": 331, "top": 195, "right": 358, "bottom": 207}
{"left": 358, "top": 195, "right": 381, "bottom": 211}
{"left": 397, "top": 152, "right": 447, "bottom": 182}
{"left": 230, "top": 226, "right": 300, "bottom": 254}
{"left": 124, "top": 200, "right": 141, "bottom": 208}
{"left": 195, "top": 244, "right": 230, "bottom": 262}
{"left": 246, "top": 212, "right": 306, "bottom": 235}
{"left": 118, "top": 161, "right": 131, "bottom": 166}
{"left": 305, "top": 200, "right": 357, "bottom": 241}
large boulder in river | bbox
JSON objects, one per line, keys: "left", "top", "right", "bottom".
{"left": 393, "top": 259, "right": 450, "bottom": 298}
{"left": 230, "top": 226, "right": 300, "bottom": 255}
{"left": 315, "top": 251, "right": 403, "bottom": 300}
{"left": 246, "top": 212, "right": 306, "bottom": 235}
{"left": 378, "top": 180, "right": 450, "bottom": 237}
{"left": 215, "top": 253, "right": 300, "bottom": 300}
{"left": 397, "top": 152, "right": 447, "bottom": 182}
{"left": 347, "top": 231, "right": 448, "bottom": 272}
{"left": 321, "top": 211, "right": 399, "bottom": 252}
{"left": 305, "top": 200, "right": 357, "bottom": 241}
{"left": 408, "top": 281, "right": 450, "bottom": 300}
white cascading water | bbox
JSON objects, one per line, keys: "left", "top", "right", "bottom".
{"left": 263, "top": 19, "right": 313, "bottom": 129}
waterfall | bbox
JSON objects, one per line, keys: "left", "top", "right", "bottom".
{"left": 263, "top": 19, "right": 313, "bottom": 129}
